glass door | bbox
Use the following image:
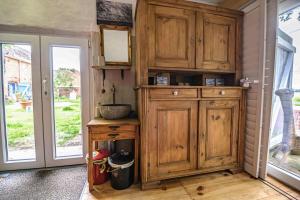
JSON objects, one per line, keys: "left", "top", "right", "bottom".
{"left": 41, "top": 36, "right": 89, "bottom": 167}
{"left": 0, "top": 33, "right": 44, "bottom": 171}
{"left": 268, "top": 4, "right": 300, "bottom": 189}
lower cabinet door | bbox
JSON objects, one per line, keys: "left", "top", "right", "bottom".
{"left": 199, "top": 100, "right": 239, "bottom": 169}
{"left": 148, "top": 100, "right": 198, "bottom": 179}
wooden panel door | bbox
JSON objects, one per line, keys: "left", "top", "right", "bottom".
{"left": 149, "top": 5, "right": 195, "bottom": 69}
{"left": 148, "top": 100, "right": 197, "bottom": 179}
{"left": 196, "top": 13, "right": 236, "bottom": 72}
{"left": 199, "top": 100, "right": 239, "bottom": 169}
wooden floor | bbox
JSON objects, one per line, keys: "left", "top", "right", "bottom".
{"left": 81, "top": 172, "right": 299, "bottom": 200}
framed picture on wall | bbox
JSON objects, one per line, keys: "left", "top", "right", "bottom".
{"left": 96, "top": 0, "right": 133, "bottom": 27}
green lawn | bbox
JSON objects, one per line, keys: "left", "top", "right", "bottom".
{"left": 5, "top": 98, "right": 81, "bottom": 148}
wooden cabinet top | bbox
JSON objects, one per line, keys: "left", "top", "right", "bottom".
{"left": 146, "top": 0, "right": 244, "bottom": 16}
{"left": 87, "top": 118, "right": 140, "bottom": 127}
{"left": 140, "top": 85, "right": 248, "bottom": 90}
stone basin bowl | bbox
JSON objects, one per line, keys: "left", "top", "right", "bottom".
{"left": 100, "top": 104, "right": 131, "bottom": 120}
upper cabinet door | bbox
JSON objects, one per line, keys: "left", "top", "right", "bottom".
{"left": 149, "top": 5, "right": 195, "bottom": 69}
{"left": 196, "top": 13, "right": 236, "bottom": 72}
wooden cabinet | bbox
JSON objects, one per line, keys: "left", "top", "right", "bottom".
{"left": 140, "top": 87, "right": 245, "bottom": 188}
{"left": 147, "top": 100, "right": 198, "bottom": 179}
{"left": 148, "top": 5, "right": 195, "bottom": 69}
{"left": 199, "top": 100, "right": 239, "bottom": 169}
{"left": 146, "top": 5, "right": 239, "bottom": 72}
{"left": 136, "top": 0, "right": 245, "bottom": 189}
{"left": 196, "top": 13, "right": 236, "bottom": 72}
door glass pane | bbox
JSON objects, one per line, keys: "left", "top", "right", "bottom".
{"left": 268, "top": 6, "right": 300, "bottom": 177}
{"left": 51, "top": 46, "right": 83, "bottom": 158}
{"left": 1, "top": 43, "right": 36, "bottom": 161}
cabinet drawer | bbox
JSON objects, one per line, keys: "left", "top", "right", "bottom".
{"left": 91, "top": 131, "right": 136, "bottom": 141}
{"left": 150, "top": 89, "right": 198, "bottom": 99}
{"left": 90, "top": 125, "right": 135, "bottom": 134}
{"left": 202, "top": 88, "right": 241, "bottom": 98}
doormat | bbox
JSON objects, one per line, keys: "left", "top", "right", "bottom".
{"left": 0, "top": 165, "right": 86, "bottom": 200}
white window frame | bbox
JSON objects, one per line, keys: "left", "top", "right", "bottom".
{"left": 41, "top": 36, "right": 90, "bottom": 167}
{"left": 0, "top": 33, "right": 45, "bottom": 171}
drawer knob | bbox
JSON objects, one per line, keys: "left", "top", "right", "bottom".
{"left": 219, "top": 90, "right": 225, "bottom": 95}
{"left": 172, "top": 90, "right": 179, "bottom": 96}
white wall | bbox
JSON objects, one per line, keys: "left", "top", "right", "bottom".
{"left": 0, "top": 0, "right": 135, "bottom": 32}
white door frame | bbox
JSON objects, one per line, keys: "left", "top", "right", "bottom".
{"left": 268, "top": 164, "right": 300, "bottom": 190}
{"left": 0, "top": 33, "right": 45, "bottom": 171}
{"left": 41, "top": 36, "right": 89, "bottom": 167}
{"left": 242, "top": 0, "right": 267, "bottom": 178}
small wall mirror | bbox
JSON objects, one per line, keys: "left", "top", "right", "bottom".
{"left": 100, "top": 25, "right": 131, "bottom": 66}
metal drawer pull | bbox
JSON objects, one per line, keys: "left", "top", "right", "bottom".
{"left": 108, "top": 125, "right": 120, "bottom": 130}
{"left": 172, "top": 90, "right": 179, "bottom": 96}
{"left": 219, "top": 90, "right": 225, "bottom": 95}
{"left": 108, "top": 133, "right": 120, "bottom": 138}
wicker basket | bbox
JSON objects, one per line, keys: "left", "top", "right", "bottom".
{"left": 291, "top": 136, "right": 300, "bottom": 155}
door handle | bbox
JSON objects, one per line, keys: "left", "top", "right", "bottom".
{"left": 43, "top": 78, "right": 47, "bottom": 95}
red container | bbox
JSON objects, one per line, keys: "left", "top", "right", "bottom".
{"left": 88, "top": 149, "right": 110, "bottom": 185}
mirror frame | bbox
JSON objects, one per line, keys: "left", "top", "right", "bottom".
{"left": 100, "top": 25, "right": 132, "bottom": 66}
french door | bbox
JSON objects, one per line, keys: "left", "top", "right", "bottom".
{"left": 0, "top": 33, "right": 89, "bottom": 170}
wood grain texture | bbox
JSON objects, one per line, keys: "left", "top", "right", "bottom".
{"left": 199, "top": 100, "right": 239, "bottom": 169}
{"left": 140, "top": 87, "right": 245, "bottom": 186}
{"left": 149, "top": 5, "right": 195, "bottom": 68}
{"left": 81, "top": 172, "right": 291, "bottom": 200}
{"left": 149, "top": 88, "right": 198, "bottom": 99}
{"left": 87, "top": 118, "right": 140, "bottom": 126}
{"left": 202, "top": 88, "right": 241, "bottom": 98}
{"left": 135, "top": 0, "right": 243, "bottom": 86}
{"left": 265, "top": 176, "right": 300, "bottom": 199}
{"left": 87, "top": 121, "right": 140, "bottom": 191}
{"left": 148, "top": 100, "right": 198, "bottom": 180}
{"left": 196, "top": 13, "right": 236, "bottom": 72}
{"left": 136, "top": 0, "right": 246, "bottom": 188}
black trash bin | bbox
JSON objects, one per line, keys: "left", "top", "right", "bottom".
{"left": 108, "top": 151, "right": 134, "bottom": 190}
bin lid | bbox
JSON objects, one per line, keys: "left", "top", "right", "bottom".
{"left": 109, "top": 151, "right": 133, "bottom": 165}
{"left": 94, "top": 149, "right": 110, "bottom": 161}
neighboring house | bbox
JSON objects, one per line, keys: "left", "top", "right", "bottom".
{"left": 53, "top": 68, "right": 81, "bottom": 98}
{"left": 3, "top": 45, "right": 32, "bottom": 100}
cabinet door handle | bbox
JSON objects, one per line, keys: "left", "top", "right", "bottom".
{"left": 219, "top": 90, "right": 225, "bottom": 95}
{"left": 175, "top": 144, "right": 184, "bottom": 149}
{"left": 108, "top": 133, "right": 120, "bottom": 138}
{"left": 172, "top": 90, "right": 179, "bottom": 96}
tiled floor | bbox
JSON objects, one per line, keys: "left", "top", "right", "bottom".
{"left": 80, "top": 172, "right": 299, "bottom": 200}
